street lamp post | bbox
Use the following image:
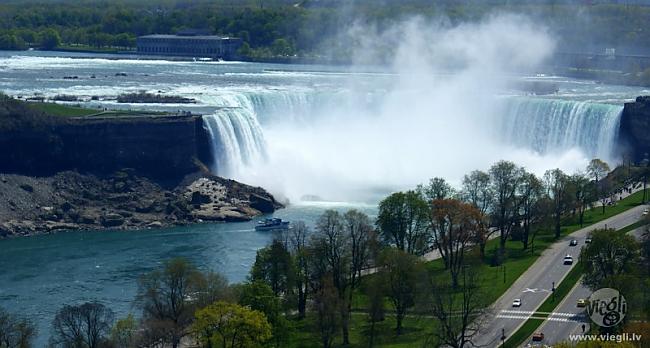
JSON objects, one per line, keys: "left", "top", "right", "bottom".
{"left": 501, "top": 328, "right": 506, "bottom": 347}
{"left": 552, "top": 281, "right": 556, "bottom": 302}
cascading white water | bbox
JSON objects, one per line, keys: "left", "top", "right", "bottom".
{"left": 497, "top": 97, "right": 623, "bottom": 161}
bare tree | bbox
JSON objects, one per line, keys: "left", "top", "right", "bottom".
{"left": 587, "top": 158, "right": 611, "bottom": 214}
{"left": 544, "top": 168, "right": 571, "bottom": 239}
{"left": 0, "top": 308, "right": 36, "bottom": 348}
{"left": 50, "top": 302, "right": 114, "bottom": 348}
{"left": 518, "top": 171, "right": 544, "bottom": 249}
{"left": 429, "top": 199, "right": 482, "bottom": 288}
{"left": 425, "top": 267, "right": 488, "bottom": 348}
{"left": 288, "top": 220, "right": 310, "bottom": 319}
{"left": 137, "top": 258, "right": 201, "bottom": 348}
{"left": 569, "top": 172, "right": 595, "bottom": 227}
{"left": 312, "top": 210, "right": 353, "bottom": 345}
{"left": 489, "top": 161, "right": 524, "bottom": 260}
{"left": 461, "top": 170, "right": 493, "bottom": 257}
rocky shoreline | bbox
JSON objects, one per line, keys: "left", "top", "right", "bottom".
{"left": 0, "top": 169, "right": 283, "bottom": 238}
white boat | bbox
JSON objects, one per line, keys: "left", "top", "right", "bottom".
{"left": 255, "top": 218, "right": 290, "bottom": 231}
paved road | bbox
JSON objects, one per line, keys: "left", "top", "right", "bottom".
{"left": 534, "top": 225, "right": 648, "bottom": 346}
{"left": 473, "top": 205, "right": 647, "bottom": 347}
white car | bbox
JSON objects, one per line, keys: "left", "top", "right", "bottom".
{"left": 512, "top": 299, "right": 522, "bottom": 307}
{"left": 643, "top": 208, "right": 649, "bottom": 216}
{"left": 563, "top": 255, "right": 573, "bottom": 265}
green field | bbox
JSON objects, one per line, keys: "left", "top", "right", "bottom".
{"left": 29, "top": 102, "right": 100, "bottom": 117}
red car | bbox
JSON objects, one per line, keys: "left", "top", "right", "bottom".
{"left": 532, "top": 332, "right": 544, "bottom": 341}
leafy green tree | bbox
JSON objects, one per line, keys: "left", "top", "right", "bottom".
{"left": 237, "top": 281, "right": 290, "bottom": 348}
{"left": 38, "top": 28, "right": 60, "bottom": 49}
{"left": 379, "top": 247, "right": 423, "bottom": 335}
{"left": 0, "top": 34, "right": 26, "bottom": 50}
{"left": 250, "top": 239, "right": 294, "bottom": 298}
{"left": 110, "top": 314, "right": 138, "bottom": 348}
{"left": 270, "top": 38, "right": 293, "bottom": 56}
{"left": 376, "top": 191, "right": 429, "bottom": 255}
{"left": 419, "top": 177, "right": 455, "bottom": 201}
{"left": 581, "top": 229, "right": 640, "bottom": 291}
{"left": 192, "top": 301, "right": 272, "bottom": 348}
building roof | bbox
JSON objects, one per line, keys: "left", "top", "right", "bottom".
{"left": 138, "top": 34, "right": 235, "bottom": 40}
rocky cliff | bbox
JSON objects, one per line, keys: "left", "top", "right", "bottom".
{"left": 620, "top": 96, "right": 650, "bottom": 163}
{"left": 0, "top": 114, "right": 212, "bottom": 180}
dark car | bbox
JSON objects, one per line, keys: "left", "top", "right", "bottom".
{"left": 532, "top": 332, "right": 544, "bottom": 341}
{"left": 570, "top": 239, "right": 578, "bottom": 246}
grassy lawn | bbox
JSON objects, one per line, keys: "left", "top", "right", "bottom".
{"left": 29, "top": 102, "right": 100, "bottom": 117}
{"left": 286, "top": 314, "right": 438, "bottom": 348}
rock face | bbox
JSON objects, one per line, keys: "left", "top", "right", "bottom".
{"left": 0, "top": 170, "right": 283, "bottom": 237}
{"left": 0, "top": 114, "right": 213, "bottom": 180}
{"left": 620, "top": 96, "right": 650, "bottom": 162}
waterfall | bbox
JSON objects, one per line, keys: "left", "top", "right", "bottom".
{"left": 497, "top": 97, "right": 623, "bottom": 161}
{"left": 202, "top": 107, "right": 266, "bottom": 178}
{"left": 202, "top": 91, "right": 624, "bottom": 183}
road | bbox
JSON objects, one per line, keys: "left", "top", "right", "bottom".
{"left": 533, "top": 225, "right": 647, "bottom": 346}
{"left": 473, "top": 205, "right": 647, "bottom": 347}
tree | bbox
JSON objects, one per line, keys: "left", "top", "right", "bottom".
{"left": 429, "top": 199, "right": 483, "bottom": 288}
{"left": 192, "top": 301, "right": 272, "bottom": 348}
{"left": 489, "top": 161, "right": 524, "bottom": 260}
{"left": 518, "top": 171, "right": 544, "bottom": 250}
{"left": 110, "top": 314, "right": 138, "bottom": 348}
{"left": 581, "top": 229, "right": 640, "bottom": 291}
{"left": 287, "top": 221, "right": 309, "bottom": 318}
{"left": 237, "top": 281, "right": 289, "bottom": 348}
{"left": 461, "top": 170, "right": 493, "bottom": 256}
{"left": 376, "top": 191, "right": 430, "bottom": 255}
{"left": 137, "top": 258, "right": 221, "bottom": 348}
{"left": 250, "top": 239, "right": 294, "bottom": 298}
{"left": 425, "top": 268, "right": 488, "bottom": 348}
{"left": 361, "top": 276, "right": 385, "bottom": 348}
{"left": 544, "top": 168, "right": 571, "bottom": 239}
{"left": 569, "top": 172, "right": 595, "bottom": 228}
{"left": 419, "top": 177, "right": 455, "bottom": 201}
{"left": 270, "top": 38, "right": 293, "bottom": 56}
{"left": 311, "top": 210, "right": 352, "bottom": 345}
{"left": 312, "top": 276, "right": 341, "bottom": 348}
{"left": 587, "top": 158, "right": 612, "bottom": 214}
{"left": 0, "top": 308, "right": 36, "bottom": 348}
{"left": 379, "top": 248, "right": 423, "bottom": 335}
{"left": 39, "top": 28, "right": 61, "bottom": 49}
{"left": 343, "top": 209, "right": 375, "bottom": 330}
{"left": 50, "top": 302, "right": 114, "bottom": 348}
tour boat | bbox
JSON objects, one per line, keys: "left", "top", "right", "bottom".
{"left": 255, "top": 218, "right": 290, "bottom": 231}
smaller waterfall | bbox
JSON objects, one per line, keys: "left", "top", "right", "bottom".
{"left": 202, "top": 107, "right": 266, "bottom": 178}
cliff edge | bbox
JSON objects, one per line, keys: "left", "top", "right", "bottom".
{"left": 620, "top": 96, "right": 650, "bottom": 162}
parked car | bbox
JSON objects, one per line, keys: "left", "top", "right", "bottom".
{"left": 563, "top": 255, "right": 573, "bottom": 265}
{"left": 577, "top": 299, "right": 587, "bottom": 307}
{"left": 513, "top": 299, "right": 522, "bottom": 307}
{"left": 569, "top": 239, "right": 578, "bottom": 246}
{"left": 532, "top": 332, "right": 545, "bottom": 341}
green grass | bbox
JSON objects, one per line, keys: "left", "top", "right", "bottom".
{"left": 29, "top": 102, "right": 100, "bottom": 117}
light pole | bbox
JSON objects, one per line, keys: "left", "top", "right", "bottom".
{"left": 552, "top": 281, "right": 556, "bottom": 302}
{"left": 501, "top": 328, "right": 506, "bottom": 347}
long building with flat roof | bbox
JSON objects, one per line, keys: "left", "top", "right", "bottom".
{"left": 136, "top": 34, "right": 242, "bottom": 60}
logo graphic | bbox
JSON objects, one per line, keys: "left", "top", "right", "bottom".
{"left": 586, "top": 288, "right": 627, "bottom": 327}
